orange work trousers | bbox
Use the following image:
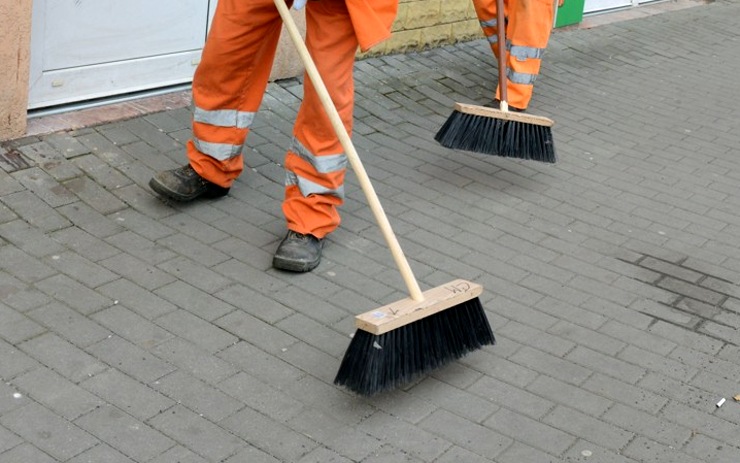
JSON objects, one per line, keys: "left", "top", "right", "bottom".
{"left": 187, "top": 0, "right": 359, "bottom": 239}
{"left": 471, "top": 0, "right": 555, "bottom": 110}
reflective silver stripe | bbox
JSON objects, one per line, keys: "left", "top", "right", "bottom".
{"left": 193, "top": 137, "right": 242, "bottom": 161}
{"left": 193, "top": 107, "right": 255, "bottom": 129}
{"left": 508, "top": 44, "right": 545, "bottom": 61}
{"left": 285, "top": 171, "right": 345, "bottom": 199}
{"left": 479, "top": 19, "right": 498, "bottom": 28}
{"left": 507, "top": 70, "right": 537, "bottom": 85}
{"left": 486, "top": 34, "right": 499, "bottom": 45}
{"left": 290, "top": 138, "right": 348, "bottom": 174}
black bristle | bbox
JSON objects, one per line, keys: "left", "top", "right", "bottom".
{"left": 435, "top": 110, "right": 556, "bottom": 163}
{"left": 334, "top": 297, "right": 495, "bottom": 396}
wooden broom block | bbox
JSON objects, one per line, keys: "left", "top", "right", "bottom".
{"left": 455, "top": 102, "right": 555, "bottom": 127}
{"left": 355, "top": 279, "right": 484, "bottom": 335}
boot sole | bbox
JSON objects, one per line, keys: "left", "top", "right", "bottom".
{"left": 272, "top": 255, "right": 321, "bottom": 273}
{"left": 149, "top": 177, "right": 229, "bottom": 202}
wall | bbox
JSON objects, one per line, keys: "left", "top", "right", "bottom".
{"left": 0, "top": 0, "right": 33, "bottom": 141}
{"left": 368, "top": 0, "right": 481, "bottom": 56}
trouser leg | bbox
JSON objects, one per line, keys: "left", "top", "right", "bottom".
{"left": 281, "top": 0, "right": 359, "bottom": 238}
{"left": 187, "top": 0, "right": 283, "bottom": 187}
{"left": 501, "top": 0, "right": 555, "bottom": 109}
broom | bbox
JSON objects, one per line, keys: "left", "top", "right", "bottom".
{"left": 273, "top": 0, "right": 495, "bottom": 396}
{"left": 434, "top": 0, "right": 556, "bottom": 163}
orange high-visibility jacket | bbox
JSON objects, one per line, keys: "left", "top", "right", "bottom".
{"left": 186, "top": 0, "right": 398, "bottom": 239}
{"left": 472, "top": 0, "right": 555, "bottom": 110}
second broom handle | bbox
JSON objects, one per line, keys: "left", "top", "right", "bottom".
{"left": 496, "top": 0, "right": 508, "bottom": 106}
{"left": 274, "top": 0, "right": 424, "bottom": 301}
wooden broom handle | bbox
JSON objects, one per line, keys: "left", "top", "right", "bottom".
{"left": 274, "top": 0, "right": 424, "bottom": 301}
{"left": 496, "top": 0, "right": 509, "bottom": 110}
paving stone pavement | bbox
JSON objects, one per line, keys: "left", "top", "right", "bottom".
{"left": 2, "top": 1, "right": 740, "bottom": 462}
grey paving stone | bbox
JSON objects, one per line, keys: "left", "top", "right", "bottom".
{"left": 81, "top": 369, "right": 174, "bottom": 421}
{"left": 565, "top": 346, "right": 646, "bottom": 384}
{"left": 219, "top": 405, "right": 316, "bottom": 461}
{"left": 0, "top": 403, "right": 98, "bottom": 461}
{"left": 0, "top": 191, "right": 70, "bottom": 232}
{"left": 56, "top": 200, "right": 126, "bottom": 237}
{"left": 221, "top": 446, "right": 282, "bottom": 463}
{"left": 602, "top": 403, "right": 692, "bottom": 448}
{"left": 49, "top": 226, "right": 121, "bottom": 262}
{"left": 498, "top": 321, "right": 576, "bottom": 357}
{"left": 526, "top": 375, "right": 612, "bottom": 417}
{"left": 45, "top": 250, "right": 120, "bottom": 288}
{"left": 148, "top": 445, "right": 209, "bottom": 463}
{"left": 99, "top": 254, "right": 178, "bottom": 292}
{"left": 91, "top": 305, "right": 173, "bottom": 348}
{"left": 678, "top": 433, "right": 739, "bottom": 463}
{"left": 0, "top": 304, "right": 46, "bottom": 344}
{"left": 357, "top": 411, "right": 451, "bottom": 461}
{"left": 74, "top": 133, "right": 134, "bottom": 167}
{"left": 27, "top": 302, "right": 111, "bottom": 347}
{"left": 0, "top": 443, "right": 58, "bottom": 463}
{"left": 287, "top": 407, "right": 383, "bottom": 462}
{"left": 12, "top": 367, "right": 104, "bottom": 420}
{"left": 0, "top": 339, "right": 39, "bottom": 380}
{"left": 34, "top": 274, "right": 112, "bottom": 315}
{"left": 66, "top": 443, "right": 136, "bottom": 463}
{"left": 157, "top": 232, "right": 231, "bottom": 267}
{"left": 621, "top": 436, "right": 702, "bottom": 463}
{"left": 71, "top": 154, "right": 133, "bottom": 191}
{"left": 158, "top": 255, "right": 233, "bottom": 294}
{"left": 153, "top": 370, "right": 241, "bottom": 422}
{"left": 212, "top": 258, "right": 290, "bottom": 295}
{"left": 217, "top": 341, "right": 304, "bottom": 386}
{"left": 561, "top": 439, "right": 636, "bottom": 463}
{"left": 74, "top": 405, "right": 174, "bottom": 462}
{"left": 276, "top": 340, "right": 345, "bottom": 385}
{"left": 0, "top": 425, "right": 24, "bottom": 455}
{"left": 485, "top": 406, "right": 576, "bottom": 456}
{"left": 542, "top": 406, "right": 633, "bottom": 452}
{"left": 150, "top": 338, "right": 238, "bottom": 384}
{"left": 106, "top": 230, "right": 177, "bottom": 266}
{"left": 433, "top": 445, "right": 495, "bottom": 463}
{"left": 154, "top": 308, "right": 237, "bottom": 353}
{"left": 11, "top": 168, "right": 78, "bottom": 208}
{"left": 86, "top": 336, "right": 175, "bottom": 384}
{"left": 275, "top": 312, "right": 350, "bottom": 358}
{"left": 18, "top": 333, "right": 107, "bottom": 383}
{"left": 461, "top": 348, "right": 540, "bottom": 389}
{"left": 296, "top": 446, "right": 353, "bottom": 463}
{"left": 404, "top": 377, "right": 496, "bottom": 423}
{"left": 510, "top": 346, "right": 592, "bottom": 386}
{"left": 419, "top": 409, "right": 512, "bottom": 458}
{"left": 0, "top": 382, "right": 30, "bottom": 417}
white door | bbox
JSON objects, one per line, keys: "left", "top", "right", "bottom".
{"left": 584, "top": 0, "right": 633, "bottom": 14}
{"left": 28, "top": 0, "right": 218, "bottom": 109}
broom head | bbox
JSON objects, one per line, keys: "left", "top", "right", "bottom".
{"left": 435, "top": 102, "right": 556, "bottom": 163}
{"left": 334, "top": 279, "right": 495, "bottom": 396}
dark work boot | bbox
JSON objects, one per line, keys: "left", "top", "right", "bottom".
{"left": 149, "top": 164, "right": 229, "bottom": 202}
{"left": 272, "top": 230, "right": 324, "bottom": 273}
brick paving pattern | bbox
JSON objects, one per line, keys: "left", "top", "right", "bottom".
{"left": 1, "top": 1, "right": 740, "bottom": 461}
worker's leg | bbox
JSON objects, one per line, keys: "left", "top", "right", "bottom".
{"left": 498, "top": 0, "right": 555, "bottom": 110}
{"left": 471, "top": 0, "right": 506, "bottom": 61}
{"left": 274, "top": 0, "right": 359, "bottom": 272}
{"left": 150, "top": 0, "right": 283, "bottom": 200}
